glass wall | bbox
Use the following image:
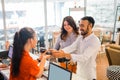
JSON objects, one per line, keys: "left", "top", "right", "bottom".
{"left": 0, "top": 0, "right": 45, "bottom": 50}
{"left": 86, "top": 0, "right": 115, "bottom": 28}
{"left": 0, "top": 1, "right": 4, "bottom": 49}
{"left": 0, "top": 0, "right": 120, "bottom": 50}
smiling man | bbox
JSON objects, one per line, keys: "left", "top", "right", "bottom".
{"left": 51, "top": 16, "right": 101, "bottom": 80}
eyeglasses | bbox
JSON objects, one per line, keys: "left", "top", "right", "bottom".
{"left": 79, "top": 23, "right": 91, "bottom": 28}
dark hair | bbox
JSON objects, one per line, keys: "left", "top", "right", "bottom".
{"left": 11, "top": 27, "right": 35, "bottom": 76}
{"left": 81, "top": 16, "right": 95, "bottom": 28}
{"left": 61, "top": 16, "right": 79, "bottom": 40}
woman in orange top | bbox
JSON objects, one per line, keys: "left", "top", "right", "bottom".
{"left": 9, "top": 27, "right": 50, "bottom": 80}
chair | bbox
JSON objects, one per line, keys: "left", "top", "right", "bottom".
{"left": 105, "top": 44, "right": 120, "bottom": 65}
{"left": 101, "top": 31, "right": 112, "bottom": 44}
{"left": 93, "top": 28, "right": 102, "bottom": 40}
{"left": 52, "top": 31, "right": 60, "bottom": 47}
{"left": 105, "top": 44, "right": 120, "bottom": 80}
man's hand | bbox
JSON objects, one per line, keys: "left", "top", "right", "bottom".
{"left": 49, "top": 49, "right": 71, "bottom": 60}
{"left": 49, "top": 49, "right": 65, "bottom": 58}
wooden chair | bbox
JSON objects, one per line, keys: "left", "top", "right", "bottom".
{"left": 105, "top": 44, "right": 120, "bottom": 80}
{"left": 105, "top": 44, "right": 120, "bottom": 65}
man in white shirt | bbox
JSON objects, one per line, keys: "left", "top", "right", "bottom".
{"left": 51, "top": 16, "right": 101, "bottom": 80}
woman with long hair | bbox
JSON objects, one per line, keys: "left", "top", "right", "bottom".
{"left": 54, "top": 16, "right": 79, "bottom": 73}
{"left": 10, "top": 27, "right": 50, "bottom": 80}
{"left": 54, "top": 16, "right": 79, "bottom": 50}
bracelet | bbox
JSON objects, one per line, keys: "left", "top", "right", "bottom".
{"left": 37, "top": 58, "right": 41, "bottom": 63}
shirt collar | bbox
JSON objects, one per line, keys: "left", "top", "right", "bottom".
{"left": 23, "top": 50, "right": 29, "bottom": 56}
{"left": 82, "top": 32, "right": 94, "bottom": 41}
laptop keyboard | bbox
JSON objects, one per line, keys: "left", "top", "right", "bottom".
{"left": 2, "top": 59, "right": 10, "bottom": 66}
{"left": 42, "top": 70, "right": 48, "bottom": 77}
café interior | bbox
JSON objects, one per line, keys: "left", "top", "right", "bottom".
{"left": 0, "top": 0, "right": 120, "bottom": 80}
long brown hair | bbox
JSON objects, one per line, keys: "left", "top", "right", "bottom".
{"left": 60, "top": 16, "right": 79, "bottom": 40}
{"left": 12, "top": 27, "right": 35, "bottom": 76}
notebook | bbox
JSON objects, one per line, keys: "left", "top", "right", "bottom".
{"left": 1, "top": 46, "right": 13, "bottom": 65}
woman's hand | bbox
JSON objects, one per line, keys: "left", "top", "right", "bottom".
{"left": 39, "top": 51, "right": 51, "bottom": 60}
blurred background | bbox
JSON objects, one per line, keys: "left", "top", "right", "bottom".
{"left": 0, "top": 0, "right": 120, "bottom": 51}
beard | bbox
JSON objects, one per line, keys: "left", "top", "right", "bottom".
{"left": 80, "top": 24, "right": 90, "bottom": 36}
{"left": 80, "top": 28, "right": 89, "bottom": 36}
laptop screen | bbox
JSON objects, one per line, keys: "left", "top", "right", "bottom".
{"left": 8, "top": 46, "right": 13, "bottom": 59}
{"left": 48, "top": 62, "right": 72, "bottom": 80}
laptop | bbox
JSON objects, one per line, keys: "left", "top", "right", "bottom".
{"left": 1, "top": 59, "right": 10, "bottom": 66}
{"left": 46, "top": 62, "right": 72, "bottom": 80}
{"left": 1, "top": 46, "right": 13, "bottom": 65}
